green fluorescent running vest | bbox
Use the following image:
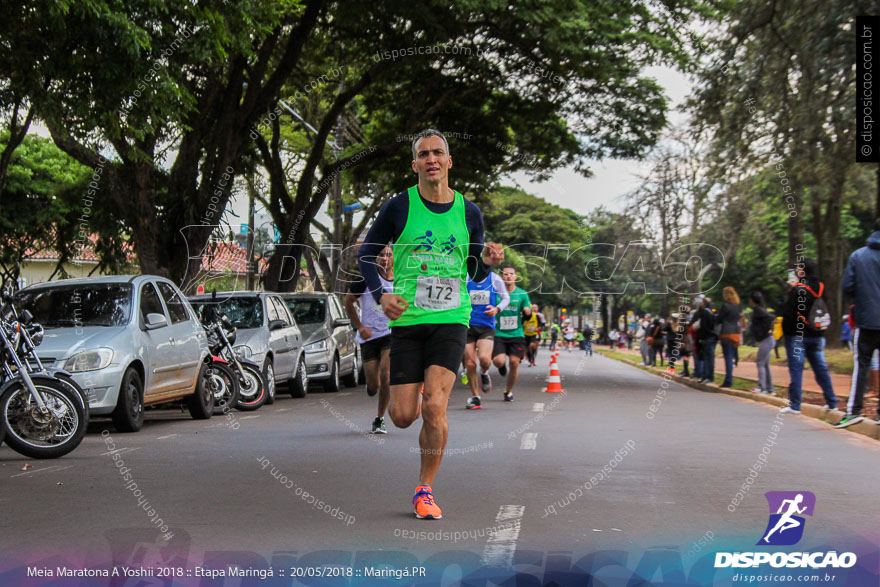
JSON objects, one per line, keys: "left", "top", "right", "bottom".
{"left": 391, "top": 185, "right": 472, "bottom": 327}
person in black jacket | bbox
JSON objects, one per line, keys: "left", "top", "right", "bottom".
{"left": 694, "top": 296, "right": 717, "bottom": 383}
{"left": 748, "top": 291, "right": 775, "bottom": 393}
{"left": 648, "top": 318, "right": 665, "bottom": 366}
{"left": 780, "top": 259, "right": 837, "bottom": 415}
{"left": 839, "top": 219, "right": 880, "bottom": 427}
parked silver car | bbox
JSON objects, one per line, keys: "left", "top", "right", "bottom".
{"left": 279, "top": 292, "right": 359, "bottom": 393}
{"left": 15, "top": 275, "right": 214, "bottom": 432}
{"left": 187, "top": 292, "right": 307, "bottom": 401}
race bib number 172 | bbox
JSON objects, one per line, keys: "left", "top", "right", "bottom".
{"left": 414, "top": 276, "right": 461, "bottom": 310}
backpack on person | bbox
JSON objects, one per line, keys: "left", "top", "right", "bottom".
{"left": 795, "top": 282, "right": 831, "bottom": 332}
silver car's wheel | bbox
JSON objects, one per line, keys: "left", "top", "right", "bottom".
{"left": 322, "top": 356, "right": 341, "bottom": 393}
{"left": 263, "top": 361, "right": 276, "bottom": 405}
{"left": 342, "top": 348, "right": 360, "bottom": 387}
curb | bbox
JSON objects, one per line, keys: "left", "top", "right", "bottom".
{"left": 598, "top": 351, "right": 880, "bottom": 442}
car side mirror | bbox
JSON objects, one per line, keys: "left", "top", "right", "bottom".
{"left": 333, "top": 318, "right": 351, "bottom": 328}
{"left": 145, "top": 313, "right": 168, "bottom": 330}
{"left": 269, "top": 319, "right": 286, "bottom": 331}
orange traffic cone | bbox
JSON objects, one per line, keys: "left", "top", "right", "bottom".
{"left": 543, "top": 353, "right": 565, "bottom": 393}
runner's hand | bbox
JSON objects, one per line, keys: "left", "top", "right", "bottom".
{"left": 484, "top": 305, "right": 499, "bottom": 317}
{"left": 482, "top": 242, "right": 504, "bottom": 266}
{"left": 358, "top": 326, "right": 373, "bottom": 340}
{"left": 380, "top": 293, "right": 409, "bottom": 320}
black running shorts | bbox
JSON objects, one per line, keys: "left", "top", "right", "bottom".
{"left": 390, "top": 324, "right": 468, "bottom": 385}
{"left": 360, "top": 333, "right": 391, "bottom": 363}
{"left": 466, "top": 325, "right": 495, "bottom": 343}
{"left": 493, "top": 337, "right": 526, "bottom": 359}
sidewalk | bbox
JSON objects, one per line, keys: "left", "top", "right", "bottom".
{"left": 596, "top": 345, "right": 878, "bottom": 414}
{"left": 594, "top": 348, "right": 880, "bottom": 442}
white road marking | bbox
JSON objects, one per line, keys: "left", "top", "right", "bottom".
{"left": 240, "top": 415, "right": 261, "bottom": 420}
{"left": 482, "top": 505, "right": 525, "bottom": 567}
{"left": 531, "top": 403, "right": 544, "bottom": 412}
{"left": 100, "top": 447, "right": 141, "bottom": 457}
{"left": 276, "top": 408, "right": 290, "bottom": 412}
{"left": 520, "top": 432, "right": 538, "bottom": 450}
{"left": 11, "top": 465, "right": 73, "bottom": 478}
{"left": 157, "top": 434, "right": 177, "bottom": 440}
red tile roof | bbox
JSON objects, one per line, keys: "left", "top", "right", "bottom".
{"left": 200, "top": 241, "right": 269, "bottom": 274}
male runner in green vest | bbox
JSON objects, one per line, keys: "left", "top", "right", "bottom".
{"left": 357, "top": 129, "right": 503, "bottom": 519}
{"left": 493, "top": 265, "right": 532, "bottom": 401}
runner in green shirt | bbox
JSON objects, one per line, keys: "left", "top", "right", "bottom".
{"left": 357, "top": 129, "right": 504, "bottom": 520}
{"left": 492, "top": 265, "right": 532, "bottom": 401}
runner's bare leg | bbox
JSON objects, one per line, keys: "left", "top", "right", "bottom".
{"left": 419, "top": 365, "right": 455, "bottom": 485}
{"left": 507, "top": 354, "right": 522, "bottom": 391}
{"left": 377, "top": 348, "right": 391, "bottom": 418}
{"left": 464, "top": 342, "right": 480, "bottom": 396}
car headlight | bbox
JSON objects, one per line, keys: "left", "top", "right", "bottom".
{"left": 233, "top": 345, "right": 253, "bottom": 359}
{"left": 64, "top": 348, "right": 114, "bottom": 373}
{"left": 304, "top": 339, "right": 328, "bottom": 353}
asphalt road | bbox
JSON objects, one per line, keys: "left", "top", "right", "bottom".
{"left": 1, "top": 349, "right": 878, "bottom": 584}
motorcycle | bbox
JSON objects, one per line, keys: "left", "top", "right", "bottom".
{"left": 199, "top": 298, "right": 266, "bottom": 411}
{"left": 202, "top": 320, "right": 240, "bottom": 415}
{"left": 0, "top": 291, "right": 88, "bottom": 459}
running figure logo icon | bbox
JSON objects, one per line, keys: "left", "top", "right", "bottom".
{"left": 758, "top": 491, "right": 816, "bottom": 546}
{"left": 413, "top": 230, "right": 436, "bottom": 252}
{"left": 439, "top": 234, "right": 457, "bottom": 254}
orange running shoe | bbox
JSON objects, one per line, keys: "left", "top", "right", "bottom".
{"left": 413, "top": 485, "right": 442, "bottom": 519}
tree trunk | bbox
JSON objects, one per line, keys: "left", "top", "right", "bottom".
{"left": 821, "top": 166, "right": 847, "bottom": 348}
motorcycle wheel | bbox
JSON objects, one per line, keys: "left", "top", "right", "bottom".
{"left": 206, "top": 362, "right": 239, "bottom": 415}
{"left": 234, "top": 364, "right": 267, "bottom": 411}
{"left": 1, "top": 378, "right": 87, "bottom": 459}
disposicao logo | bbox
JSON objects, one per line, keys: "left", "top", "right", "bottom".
{"left": 714, "top": 491, "right": 857, "bottom": 569}
{"left": 758, "top": 490, "right": 815, "bottom": 546}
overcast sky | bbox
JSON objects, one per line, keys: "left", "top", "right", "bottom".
{"left": 506, "top": 65, "right": 692, "bottom": 216}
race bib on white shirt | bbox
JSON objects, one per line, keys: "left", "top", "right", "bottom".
{"left": 469, "top": 289, "right": 490, "bottom": 305}
{"left": 499, "top": 315, "right": 518, "bottom": 330}
{"left": 414, "top": 276, "right": 461, "bottom": 310}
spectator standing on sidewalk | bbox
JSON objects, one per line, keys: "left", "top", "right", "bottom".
{"left": 694, "top": 296, "right": 717, "bottom": 384}
{"left": 688, "top": 305, "right": 702, "bottom": 380}
{"left": 780, "top": 259, "right": 837, "bottom": 415}
{"left": 717, "top": 287, "right": 743, "bottom": 388}
{"left": 772, "top": 315, "right": 784, "bottom": 359}
{"left": 636, "top": 316, "right": 649, "bottom": 365}
{"left": 840, "top": 315, "right": 853, "bottom": 351}
{"left": 648, "top": 318, "right": 665, "bottom": 367}
{"left": 748, "top": 291, "right": 775, "bottom": 394}
{"left": 838, "top": 220, "right": 880, "bottom": 427}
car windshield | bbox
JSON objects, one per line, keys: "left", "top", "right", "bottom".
{"left": 191, "top": 298, "right": 263, "bottom": 329}
{"left": 17, "top": 283, "right": 133, "bottom": 328}
{"left": 286, "top": 298, "right": 325, "bottom": 325}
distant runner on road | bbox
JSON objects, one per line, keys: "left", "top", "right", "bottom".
{"left": 357, "top": 129, "right": 504, "bottom": 520}
{"left": 492, "top": 265, "right": 532, "bottom": 402}
{"left": 344, "top": 245, "right": 394, "bottom": 434}
{"left": 462, "top": 271, "right": 510, "bottom": 409}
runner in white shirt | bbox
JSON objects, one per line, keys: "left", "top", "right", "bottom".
{"left": 344, "top": 246, "right": 394, "bottom": 434}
